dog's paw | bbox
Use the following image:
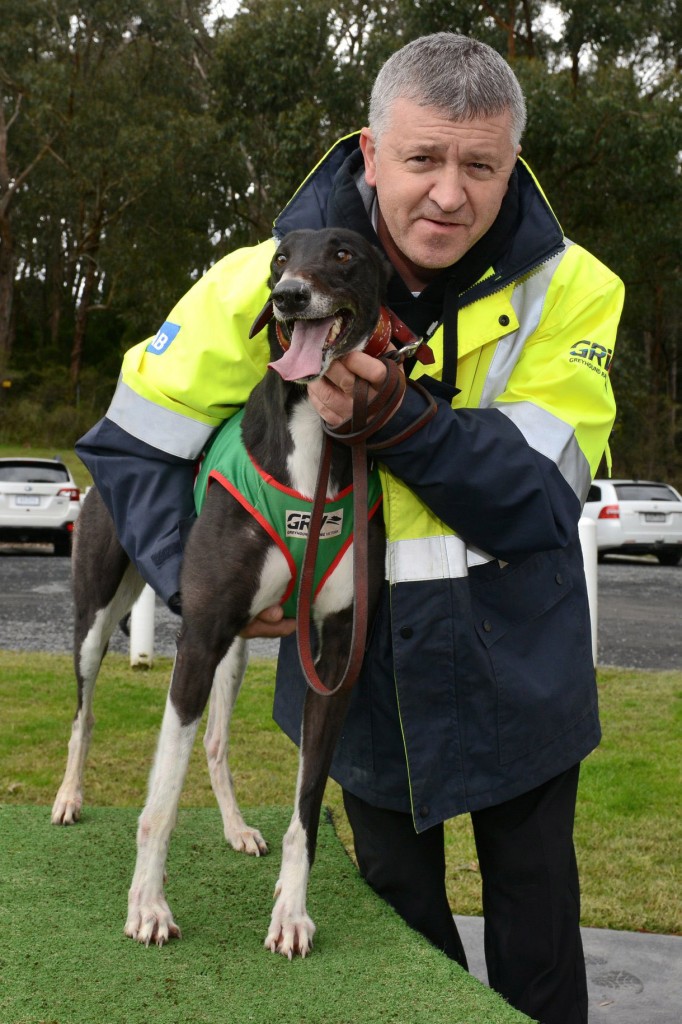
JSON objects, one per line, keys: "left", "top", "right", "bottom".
{"left": 125, "top": 896, "right": 181, "bottom": 947}
{"left": 264, "top": 890, "right": 316, "bottom": 959}
{"left": 225, "top": 821, "right": 268, "bottom": 857}
{"left": 51, "top": 787, "right": 82, "bottom": 825}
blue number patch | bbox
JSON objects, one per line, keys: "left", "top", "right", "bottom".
{"left": 147, "top": 321, "right": 181, "bottom": 355}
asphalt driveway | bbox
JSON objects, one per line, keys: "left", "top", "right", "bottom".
{"left": 0, "top": 546, "right": 679, "bottom": 669}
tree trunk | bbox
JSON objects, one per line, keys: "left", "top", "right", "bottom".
{"left": 0, "top": 218, "right": 15, "bottom": 376}
{"left": 521, "top": 0, "right": 535, "bottom": 57}
{"left": 70, "top": 257, "right": 98, "bottom": 390}
{"left": 48, "top": 230, "right": 65, "bottom": 350}
{"left": 0, "top": 101, "right": 14, "bottom": 376}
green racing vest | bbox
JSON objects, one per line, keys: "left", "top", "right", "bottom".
{"left": 194, "top": 410, "right": 383, "bottom": 617}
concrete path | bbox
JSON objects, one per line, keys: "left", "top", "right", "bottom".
{"left": 455, "top": 915, "right": 681, "bottom": 1023}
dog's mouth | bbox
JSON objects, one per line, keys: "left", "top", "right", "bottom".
{"left": 269, "top": 309, "right": 355, "bottom": 382}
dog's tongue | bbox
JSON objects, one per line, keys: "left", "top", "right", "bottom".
{"left": 268, "top": 317, "right": 335, "bottom": 381}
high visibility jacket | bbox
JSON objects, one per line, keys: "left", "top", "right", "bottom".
{"left": 77, "top": 133, "right": 624, "bottom": 825}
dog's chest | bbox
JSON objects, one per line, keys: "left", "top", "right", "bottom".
{"left": 286, "top": 400, "right": 341, "bottom": 499}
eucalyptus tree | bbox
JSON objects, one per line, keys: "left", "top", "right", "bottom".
{"left": 2, "top": 0, "right": 680, "bottom": 475}
{"left": 1, "top": 0, "right": 220, "bottom": 391}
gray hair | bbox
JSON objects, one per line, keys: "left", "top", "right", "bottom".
{"left": 369, "top": 33, "right": 527, "bottom": 147}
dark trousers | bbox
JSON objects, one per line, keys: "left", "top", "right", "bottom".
{"left": 343, "top": 765, "right": 588, "bottom": 1024}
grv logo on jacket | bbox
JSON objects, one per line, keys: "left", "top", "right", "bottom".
{"left": 569, "top": 341, "right": 613, "bottom": 377}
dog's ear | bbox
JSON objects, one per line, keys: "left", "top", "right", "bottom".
{"left": 249, "top": 300, "right": 273, "bottom": 339}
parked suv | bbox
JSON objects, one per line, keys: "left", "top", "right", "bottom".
{"left": 583, "top": 479, "right": 682, "bottom": 565}
{"left": 0, "top": 456, "right": 81, "bottom": 555}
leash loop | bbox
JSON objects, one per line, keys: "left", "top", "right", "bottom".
{"left": 296, "top": 379, "right": 370, "bottom": 697}
{"left": 296, "top": 357, "right": 437, "bottom": 697}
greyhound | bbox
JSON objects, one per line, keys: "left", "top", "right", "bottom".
{"left": 52, "top": 228, "right": 420, "bottom": 957}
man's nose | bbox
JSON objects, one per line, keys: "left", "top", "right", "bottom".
{"left": 429, "top": 170, "right": 466, "bottom": 212}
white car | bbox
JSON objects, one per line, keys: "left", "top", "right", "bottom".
{"left": 0, "top": 456, "right": 81, "bottom": 556}
{"left": 583, "top": 478, "right": 682, "bottom": 565}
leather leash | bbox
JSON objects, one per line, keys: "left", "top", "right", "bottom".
{"left": 296, "top": 357, "right": 438, "bottom": 697}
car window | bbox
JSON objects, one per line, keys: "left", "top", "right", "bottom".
{"left": 0, "top": 461, "right": 71, "bottom": 484}
{"left": 586, "top": 485, "right": 601, "bottom": 502}
{"left": 614, "top": 483, "right": 678, "bottom": 502}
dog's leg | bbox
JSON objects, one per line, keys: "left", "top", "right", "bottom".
{"left": 265, "top": 513, "right": 384, "bottom": 958}
{"left": 124, "top": 483, "right": 295, "bottom": 945}
{"left": 52, "top": 491, "right": 144, "bottom": 825}
{"left": 203, "top": 639, "right": 268, "bottom": 856}
{"left": 124, "top": 630, "right": 219, "bottom": 946}
{"left": 125, "top": 566, "right": 258, "bottom": 946}
{"left": 265, "top": 612, "right": 353, "bottom": 959}
{"left": 124, "top": 683, "right": 195, "bottom": 945}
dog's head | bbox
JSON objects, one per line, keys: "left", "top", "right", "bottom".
{"left": 250, "top": 228, "right": 393, "bottom": 384}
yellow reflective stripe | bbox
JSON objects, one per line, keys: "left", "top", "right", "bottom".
{"left": 385, "top": 536, "right": 493, "bottom": 584}
{"left": 107, "top": 379, "right": 219, "bottom": 459}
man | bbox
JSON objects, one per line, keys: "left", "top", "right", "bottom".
{"left": 78, "top": 33, "right": 623, "bottom": 1023}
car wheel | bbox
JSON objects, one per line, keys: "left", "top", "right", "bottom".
{"left": 657, "top": 550, "right": 681, "bottom": 567}
{"left": 54, "top": 535, "right": 72, "bottom": 557}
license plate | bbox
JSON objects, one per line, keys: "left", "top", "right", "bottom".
{"left": 15, "top": 495, "right": 40, "bottom": 507}
{"left": 644, "top": 512, "right": 666, "bottom": 523}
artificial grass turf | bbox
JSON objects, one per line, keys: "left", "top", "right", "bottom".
{"left": 0, "top": 806, "right": 533, "bottom": 1024}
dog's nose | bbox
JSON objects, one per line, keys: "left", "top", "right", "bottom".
{"left": 271, "top": 279, "right": 311, "bottom": 316}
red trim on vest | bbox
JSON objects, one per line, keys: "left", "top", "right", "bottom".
{"left": 248, "top": 448, "right": 354, "bottom": 502}
{"left": 314, "top": 493, "right": 383, "bottom": 600}
{"left": 207, "top": 469, "right": 297, "bottom": 608}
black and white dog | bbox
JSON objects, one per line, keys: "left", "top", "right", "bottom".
{"left": 52, "top": 228, "right": 401, "bottom": 957}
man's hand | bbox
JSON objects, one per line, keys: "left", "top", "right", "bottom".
{"left": 239, "top": 605, "right": 297, "bottom": 639}
{"left": 307, "top": 349, "right": 403, "bottom": 428}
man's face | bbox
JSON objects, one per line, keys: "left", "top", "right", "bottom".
{"left": 360, "top": 97, "right": 521, "bottom": 291}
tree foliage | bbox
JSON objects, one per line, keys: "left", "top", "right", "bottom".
{"left": 0, "top": 0, "right": 680, "bottom": 481}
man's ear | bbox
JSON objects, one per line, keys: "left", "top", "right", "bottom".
{"left": 360, "top": 128, "right": 378, "bottom": 188}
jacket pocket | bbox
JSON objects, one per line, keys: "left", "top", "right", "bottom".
{"left": 470, "top": 549, "right": 594, "bottom": 765}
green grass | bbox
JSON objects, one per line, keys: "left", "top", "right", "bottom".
{"left": 0, "top": 806, "right": 533, "bottom": 1024}
{"left": 1, "top": 653, "right": 537, "bottom": 1024}
{"left": 1, "top": 651, "right": 680, "bottom": 937}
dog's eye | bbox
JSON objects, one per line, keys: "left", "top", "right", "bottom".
{"left": 274, "top": 253, "right": 288, "bottom": 267}
{"left": 335, "top": 248, "right": 353, "bottom": 263}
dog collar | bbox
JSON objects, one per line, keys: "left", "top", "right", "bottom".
{"left": 363, "top": 307, "right": 435, "bottom": 365}
{"left": 251, "top": 301, "right": 434, "bottom": 366}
